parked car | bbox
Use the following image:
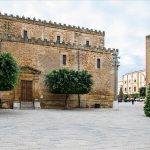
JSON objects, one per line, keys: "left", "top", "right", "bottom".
{"left": 127, "top": 98, "right": 131, "bottom": 102}
{"left": 135, "top": 98, "right": 140, "bottom": 102}
{"left": 135, "top": 98, "right": 145, "bottom": 102}
{"left": 118, "top": 98, "right": 123, "bottom": 102}
{"left": 139, "top": 98, "right": 145, "bottom": 102}
{"left": 124, "top": 98, "right": 128, "bottom": 102}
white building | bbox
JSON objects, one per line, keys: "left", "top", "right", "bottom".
{"left": 120, "top": 70, "right": 146, "bottom": 95}
{"left": 118, "top": 81, "right": 123, "bottom": 94}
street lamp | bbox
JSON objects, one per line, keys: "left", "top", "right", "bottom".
{"left": 112, "top": 49, "right": 120, "bottom": 110}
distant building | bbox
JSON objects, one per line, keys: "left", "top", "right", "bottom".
{"left": 120, "top": 70, "right": 146, "bottom": 95}
{"left": 118, "top": 81, "right": 123, "bottom": 94}
{"left": 146, "top": 35, "right": 150, "bottom": 89}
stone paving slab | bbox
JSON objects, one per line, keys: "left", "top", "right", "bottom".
{"left": 0, "top": 102, "right": 150, "bottom": 150}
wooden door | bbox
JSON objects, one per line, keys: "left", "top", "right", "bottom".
{"left": 21, "top": 80, "right": 33, "bottom": 101}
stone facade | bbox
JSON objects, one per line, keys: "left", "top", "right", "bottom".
{"left": 0, "top": 12, "right": 118, "bottom": 109}
{"left": 146, "top": 35, "right": 150, "bottom": 89}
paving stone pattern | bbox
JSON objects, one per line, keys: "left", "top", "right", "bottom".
{"left": 0, "top": 102, "right": 150, "bottom": 150}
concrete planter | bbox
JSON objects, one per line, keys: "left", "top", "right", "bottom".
{"left": 0, "top": 91, "right": 13, "bottom": 109}
{"left": 34, "top": 99, "right": 41, "bottom": 109}
{"left": 13, "top": 101, "right": 20, "bottom": 109}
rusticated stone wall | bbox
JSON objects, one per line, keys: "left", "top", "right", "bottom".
{"left": 0, "top": 13, "right": 117, "bottom": 108}
{"left": 0, "top": 13, "right": 104, "bottom": 48}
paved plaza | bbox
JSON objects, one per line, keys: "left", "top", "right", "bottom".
{"left": 0, "top": 102, "right": 150, "bottom": 150}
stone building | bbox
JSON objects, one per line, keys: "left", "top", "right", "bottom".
{"left": 0, "top": 12, "right": 118, "bottom": 109}
{"left": 121, "top": 70, "right": 146, "bottom": 95}
{"left": 146, "top": 35, "right": 150, "bottom": 89}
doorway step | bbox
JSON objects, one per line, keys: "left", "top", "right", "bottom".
{"left": 13, "top": 100, "right": 41, "bottom": 109}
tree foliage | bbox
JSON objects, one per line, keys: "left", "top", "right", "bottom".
{"left": 118, "top": 87, "right": 123, "bottom": 99}
{"left": 0, "top": 53, "right": 20, "bottom": 91}
{"left": 139, "top": 87, "right": 146, "bottom": 98}
{"left": 130, "top": 93, "right": 139, "bottom": 98}
{"left": 45, "top": 68, "right": 93, "bottom": 108}
{"left": 144, "top": 84, "right": 150, "bottom": 117}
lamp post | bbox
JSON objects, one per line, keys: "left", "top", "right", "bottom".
{"left": 112, "top": 49, "right": 120, "bottom": 110}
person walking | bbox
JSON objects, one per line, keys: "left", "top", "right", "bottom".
{"left": 132, "top": 97, "right": 135, "bottom": 105}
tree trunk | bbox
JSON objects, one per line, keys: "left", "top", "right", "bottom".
{"left": 65, "top": 94, "right": 69, "bottom": 109}
{"left": 78, "top": 94, "right": 80, "bottom": 108}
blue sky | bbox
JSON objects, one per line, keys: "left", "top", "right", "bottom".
{"left": 0, "top": 0, "right": 149, "bottom": 80}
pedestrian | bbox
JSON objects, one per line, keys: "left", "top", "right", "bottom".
{"left": 132, "top": 98, "right": 134, "bottom": 105}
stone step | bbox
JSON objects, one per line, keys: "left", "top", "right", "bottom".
{"left": 20, "top": 102, "right": 34, "bottom": 109}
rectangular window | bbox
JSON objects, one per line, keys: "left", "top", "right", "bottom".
{"left": 125, "top": 88, "right": 126, "bottom": 92}
{"left": 23, "top": 30, "right": 28, "bottom": 39}
{"left": 62, "top": 55, "right": 66, "bottom": 65}
{"left": 134, "top": 87, "right": 136, "bottom": 92}
{"left": 86, "top": 40, "right": 90, "bottom": 47}
{"left": 57, "top": 36, "right": 60, "bottom": 44}
{"left": 129, "top": 87, "right": 131, "bottom": 91}
{"left": 97, "top": 59, "right": 100, "bottom": 69}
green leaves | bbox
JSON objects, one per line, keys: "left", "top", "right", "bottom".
{"left": 45, "top": 68, "right": 93, "bottom": 94}
{"left": 0, "top": 53, "right": 20, "bottom": 91}
{"left": 144, "top": 84, "right": 150, "bottom": 117}
{"left": 139, "top": 87, "right": 146, "bottom": 98}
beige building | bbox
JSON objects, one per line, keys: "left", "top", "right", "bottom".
{"left": 118, "top": 81, "right": 123, "bottom": 94}
{"left": 0, "top": 12, "right": 118, "bottom": 109}
{"left": 146, "top": 35, "right": 150, "bottom": 89}
{"left": 121, "top": 70, "right": 146, "bottom": 95}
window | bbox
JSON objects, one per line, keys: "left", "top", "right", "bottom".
{"left": 97, "top": 59, "right": 100, "bottom": 69}
{"left": 134, "top": 79, "right": 136, "bottom": 82}
{"left": 62, "top": 55, "right": 66, "bottom": 65}
{"left": 134, "top": 87, "right": 136, "bottom": 92}
{"left": 23, "top": 30, "right": 28, "bottom": 39}
{"left": 57, "top": 36, "right": 60, "bottom": 44}
{"left": 125, "top": 88, "right": 126, "bottom": 92}
{"left": 86, "top": 40, "right": 90, "bottom": 47}
{"left": 125, "top": 81, "right": 126, "bottom": 84}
